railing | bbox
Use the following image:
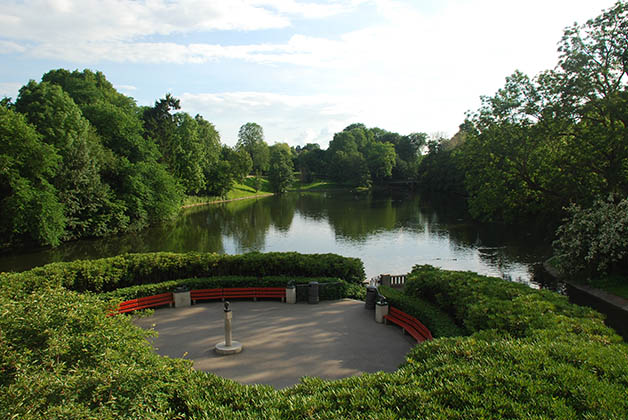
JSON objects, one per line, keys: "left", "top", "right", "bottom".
{"left": 377, "top": 274, "right": 407, "bottom": 289}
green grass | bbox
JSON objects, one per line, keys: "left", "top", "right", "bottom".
{"left": 183, "top": 178, "right": 273, "bottom": 206}
{"left": 289, "top": 180, "right": 346, "bottom": 191}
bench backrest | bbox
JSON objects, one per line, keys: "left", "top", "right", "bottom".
{"left": 389, "top": 306, "right": 433, "bottom": 340}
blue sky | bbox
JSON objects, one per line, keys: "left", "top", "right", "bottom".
{"left": 0, "top": 0, "right": 617, "bottom": 147}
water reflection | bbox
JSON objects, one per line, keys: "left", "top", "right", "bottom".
{"left": 0, "top": 191, "right": 553, "bottom": 287}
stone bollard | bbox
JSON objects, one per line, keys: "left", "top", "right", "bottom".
{"left": 286, "top": 284, "right": 296, "bottom": 304}
{"left": 375, "top": 299, "right": 389, "bottom": 323}
{"left": 173, "top": 286, "right": 191, "bottom": 307}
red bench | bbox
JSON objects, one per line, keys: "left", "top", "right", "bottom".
{"left": 190, "top": 288, "right": 222, "bottom": 304}
{"left": 190, "top": 287, "right": 286, "bottom": 303}
{"left": 384, "top": 306, "right": 433, "bottom": 342}
{"left": 254, "top": 287, "right": 286, "bottom": 302}
{"left": 115, "top": 292, "right": 173, "bottom": 314}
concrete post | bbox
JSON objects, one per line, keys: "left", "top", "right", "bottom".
{"left": 286, "top": 285, "right": 296, "bottom": 304}
{"left": 173, "top": 288, "right": 191, "bottom": 307}
{"left": 375, "top": 300, "right": 389, "bottom": 323}
{"left": 215, "top": 301, "right": 243, "bottom": 355}
{"left": 224, "top": 309, "right": 232, "bottom": 346}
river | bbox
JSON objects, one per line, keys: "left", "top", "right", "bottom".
{"left": 0, "top": 191, "right": 556, "bottom": 288}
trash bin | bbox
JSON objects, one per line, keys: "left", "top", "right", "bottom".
{"left": 173, "top": 285, "right": 191, "bottom": 307}
{"left": 365, "top": 286, "right": 378, "bottom": 310}
{"left": 308, "top": 281, "right": 319, "bottom": 304}
{"left": 286, "top": 283, "right": 297, "bottom": 304}
{"left": 375, "top": 298, "right": 389, "bottom": 323}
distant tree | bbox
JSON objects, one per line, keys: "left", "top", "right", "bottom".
{"left": 268, "top": 143, "right": 294, "bottom": 193}
{"left": 367, "top": 142, "right": 396, "bottom": 182}
{"left": 236, "top": 122, "right": 269, "bottom": 174}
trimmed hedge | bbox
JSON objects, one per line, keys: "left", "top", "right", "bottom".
{"left": 100, "top": 276, "right": 366, "bottom": 303}
{"left": 378, "top": 285, "right": 464, "bottom": 338}
{"left": 2, "top": 260, "right": 628, "bottom": 418}
{"left": 0, "top": 251, "right": 365, "bottom": 296}
{"left": 403, "top": 265, "right": 610, "bottom": 339}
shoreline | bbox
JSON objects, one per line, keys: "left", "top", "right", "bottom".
{"left": 181, "top": 193, "right": 275, "bottom": 209}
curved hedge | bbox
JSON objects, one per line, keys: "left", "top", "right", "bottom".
{"left": 2, "top": 258, "right": 628, "bottom": 419}
{"left": 101, "top": 276, "right": 366, "bottom": 302}
{"left": 0, "top": 251, "right": 365, "bottom": 297}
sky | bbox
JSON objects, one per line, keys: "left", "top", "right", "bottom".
{"left": 0, "top": 0, "right": 618, "bottom": 148}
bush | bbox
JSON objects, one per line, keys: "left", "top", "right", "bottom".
{"left": 553, "top": 195, "right": 628, "bottom": 280}
{"left": 402, "top": 265, "right": 609, "bottom": 339}
{"left": 100, "top": 276, "right": 363, "bottom": 303}
{"left": 378, "top": 285, "right": 464, "bottom": 338}
{"left": 2, "top": 260, "right": 628, "bottom": 419}
{"left": 0, "top": 251, "right": 366, "bottom": 296}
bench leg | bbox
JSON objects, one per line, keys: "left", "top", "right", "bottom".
{"left": 401, "top": 328, "right": 405, "bottom": 336}
{"left": 254, "top": 297, "right": 257, "bottom": 302}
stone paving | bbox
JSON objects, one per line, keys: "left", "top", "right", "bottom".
{"left": 134, "top": 299, "right": 415, "bottom": 388}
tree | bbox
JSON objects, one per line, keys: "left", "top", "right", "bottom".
{"left": 268, "top": 143, "right": 294, "bottom": 193}
{"left": 0, "top": 106, "right": 65, "bottom": 246}
{"left": 15, "top": 81, "right": 128, "bottom": 239}
{"left": 236, "top": 122, "right": 269, "bottom": 174}
{"left": 457, "top": 1, "right": 628, "bottom": 222}
{"left": 366, "top": 142, "right": 396, "bottom": 182}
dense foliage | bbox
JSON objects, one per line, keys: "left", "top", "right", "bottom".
{"left": 0, "top": 252, "right": 366, "bottom": 297}
{"left": 297, "top": 123, "right": 425, "bottom": 188}
{"left": 378, "top": 285, "right": 464, "bottom": 338}
{"left": 2, "top": 258, "right": 626, "bottom": 419}
{"left": 452, "top": 1, "right": 628, "bottom": 223}
{"left": 0, "top": 70, "right": 274, "bottom": 249}
{"left": 100, "top": 275, "right": 365, "bottom": 302}
{"left": 553, "top": 195, "right": 628, "bottom": 279}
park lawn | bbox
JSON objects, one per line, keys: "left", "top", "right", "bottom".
{"left": 289, "top": 180, "right": 345, "bottom": 191}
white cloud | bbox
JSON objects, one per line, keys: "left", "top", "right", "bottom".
{"left": 0, "top": 82, "right": 22, "bottom": 99}
{"left": 0, "top": 40, "right": 26, "bottom": 54}
{"left": 180, "top": 91, "right": 363, "bottom": 147}
{"left": 115, "top": 84, "right": 137, "bottom": 91}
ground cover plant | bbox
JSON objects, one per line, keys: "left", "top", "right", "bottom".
{"left": 1, "top": 254, "right": 627, "bottom": 419}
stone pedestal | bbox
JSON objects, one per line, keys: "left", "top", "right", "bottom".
{"left": 215, "top": 304, "right": 243, "bottom": 355}
{"left": 286, "top": 286, "right": 296, "bottom": 304}
{"left": 173, "top": 290, "right": 191, "bottom": 307}
{"left": 375, "top": 301, "right": 389, "bottom": 323}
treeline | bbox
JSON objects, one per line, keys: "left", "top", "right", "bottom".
{"left": 1, "top": 70, "right": 295, "bottom": 248}
{"left": 293, "top": 124, "right": 426, "bottom": 187}
{"left": 416, "top": 2, "right": 628, "bottom": 278}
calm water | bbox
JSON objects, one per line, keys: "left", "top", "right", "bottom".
{"left": 0, "top": 191, "right": 556, "bottom": 287}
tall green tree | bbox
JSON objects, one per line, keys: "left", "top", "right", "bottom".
{"left": 0, "top": 106, "right": 65, "bottom": 246}
{"left": 268, "top": 143, "right": 294, "bottom": 193}
{"left": 458, "top": 1, "right": 628, "bottom": 222}
{"left": 236, "top": 122, "right": 269, "bottom": 174}
{"left": 15, "top": 81, "right": 128, "bottom": 239}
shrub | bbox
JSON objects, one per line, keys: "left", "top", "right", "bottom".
{"left": 0, "top": 251, "right": 365, "bottom": 296}
{"left": 553, "top": 195, "right": 628, "bottom": 280}
{"left": 99, "top": 276, "right": 363, "bottom": 303}
{"left": 378, "top": 285, "right": 464, "bottom": 338}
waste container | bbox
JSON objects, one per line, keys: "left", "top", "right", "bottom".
{"left": 308, "top": 281, "right": 319, "bottom": 304}
{"left": 173, "top": 285, "right": 191, "bottom": 307}
{"left": 286, "top": 283, "right": 297, "bottom": 304}
{"left": 375, "top": 298, "right": 389, "bottom": 323}
{"left": 365, "top": 286, "right": 378, "bottom": 310}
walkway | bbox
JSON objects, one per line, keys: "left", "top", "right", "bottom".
{"left": 134, "top": 299, "right": 414, "bottom": 388}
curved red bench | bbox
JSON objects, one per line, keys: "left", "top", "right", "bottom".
{"left": 384, "top": 306, "right": 432, "bottom": 342}
{"left": 113, "top": 287, "right": 287, "bottom": 315}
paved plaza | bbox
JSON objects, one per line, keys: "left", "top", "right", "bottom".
{"left": 134, "top": 299, "right": 415, "bottom": 388}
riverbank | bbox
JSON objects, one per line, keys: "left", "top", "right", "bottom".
{"left": 182, "top": 179, "right": 347, "bottom": 208}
